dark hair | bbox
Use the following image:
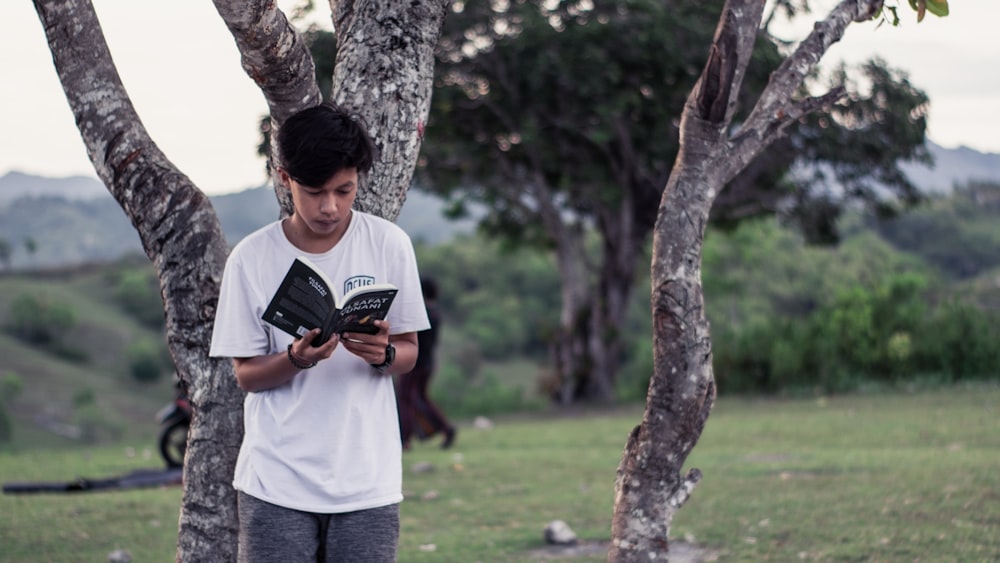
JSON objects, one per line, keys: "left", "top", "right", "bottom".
{"left": 277, "top": 103, "right": 377, "bottom": 187}
{"left": 420, "top": 277, "right": 438, "bottom": 301}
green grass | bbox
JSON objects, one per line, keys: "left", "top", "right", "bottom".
{"left": 0, "top": 445, "right": 182, "bottom": 562}
{"left": 673, "top": 386, "right": 1000, "bottom": 561}
{"left": 2, "top": 385, "right": 998, "bottom": 562}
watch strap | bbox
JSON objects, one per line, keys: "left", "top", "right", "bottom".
{"left": 370, "top": 342, "right": 395, "bottom": 371}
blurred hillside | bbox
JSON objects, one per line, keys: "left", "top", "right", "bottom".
{"left": 0, "top": 176, "right": 475, "bottom": 270}
{"left": 0, "top": 141, "right": 996, "bottom": 270}
{"left": 1, "top": 181, "right": 997, "bottom": 450}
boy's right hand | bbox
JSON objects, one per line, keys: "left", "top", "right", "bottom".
{"left": 294, "top": 328, "right": 338, "bottom": 365}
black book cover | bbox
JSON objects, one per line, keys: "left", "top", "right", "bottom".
{"left": 262, "top": 257, "right": 397, "bottom": 346}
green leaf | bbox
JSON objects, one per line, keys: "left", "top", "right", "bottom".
{"left": 882, "top": 6, "right": 901, "bottom": 26}
{"left": 925, "top": 0, "right": 949, "bottom": 17}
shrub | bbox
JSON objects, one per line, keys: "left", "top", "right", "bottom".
{"left": 114, "top": 269, "right": 165, "bottom": 328}
{"left": 450, "top": 341, "right": 484, "bottom": 379}
{"left": 913, "top": 301, "right": 1000, "bottom": 379}
{"left": 46, "top": 341, "right": 90, "bottom": 363}
{"left": 431, "top": 363, "right": 543, "bottom": 419}
{"left": 6, "top": 292, "right": 76, "bottom": 345}
{"left": 73, "top": 387, "right": 96, "bottom": 408}
{"left": 126, "top": 339, "right": 170, "bottom": 383}
{"left": 0, "top": 372, "right": 23, "bottom": 402}
{"left": 712, "top": 320, "right": 784, "bottom": 393}
{"left": 616, "top": 336, "right": 653, "bottom": 402}
{"left": 0, "top": 404, "right": 11, "bottom": 445}
{"left": 0, "top": 372, "right": 22, "bottom": 445}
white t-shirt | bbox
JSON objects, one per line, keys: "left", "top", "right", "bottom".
{"left": 209, "top": 211, "right": 429, "bottom": 513}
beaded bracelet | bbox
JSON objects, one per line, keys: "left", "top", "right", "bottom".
{"left": 287, "top": 343, "right": 317, "bottom": 369}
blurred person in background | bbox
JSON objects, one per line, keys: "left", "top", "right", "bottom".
{"left": 396, "top": 276, "right": 456, "bottom": 450}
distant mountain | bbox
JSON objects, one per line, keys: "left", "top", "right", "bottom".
{"left": 0, "top": 171, "right": 105, "bottom": 205}
{"left": 0, "top": 173, "right": 474, "bottom": 269}
{"left": 0, "top": 140, "right": 996, "bottom": 269}
{"left": 203, "top": 184, "right": 475, "bottom": 246}
{"left": 901, "top": 143, "right": 1000, "bottom": 194}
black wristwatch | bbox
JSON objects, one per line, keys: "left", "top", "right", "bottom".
{"left": 370, "top": 342, "right": 395, "bottom": 372}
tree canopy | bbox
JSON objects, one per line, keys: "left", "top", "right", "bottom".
{"left": 414, "top": 0, "right": 933, "bottom": 403}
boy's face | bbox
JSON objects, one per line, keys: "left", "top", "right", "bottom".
{"left": 282, "top": 167, "right": 359, "bottom": 244}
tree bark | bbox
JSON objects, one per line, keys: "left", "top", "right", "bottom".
{"left": 31, "top": 1, "right": 242, "bottom": 560}
{"left": 551, "top": 224, "right": 591, "bottom": 404}
{"left": 553, "top": 187, "right": 644, "bottom": 404}
{"left": 609, "top": 0, "right": 883, "bottom": 559}
{"left": 329, "top": 0, "right": 451, "bottom": 221}
{"left": 590, "top": 183, "right": 645, "bottom": 401}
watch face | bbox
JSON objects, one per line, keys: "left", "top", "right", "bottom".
{"left": 385, "top": 343, "right": 396, "bottom": 365}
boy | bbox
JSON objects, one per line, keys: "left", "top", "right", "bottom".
{"left": 210, "top": 102, "right": 429, "bottom": 562}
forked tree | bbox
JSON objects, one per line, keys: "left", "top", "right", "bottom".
{"left": 609, "top": 0, "right": 946, "bottom": 560}
{"left": 31, "top": 0, "right": 447, "bottom": 559}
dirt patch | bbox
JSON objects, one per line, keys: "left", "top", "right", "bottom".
{"left": 3, "top": 467, "right": 182, "bottom": 494}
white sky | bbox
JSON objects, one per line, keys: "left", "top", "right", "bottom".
{"left": 1, "top": 0, "right": 997, "bottom": 195}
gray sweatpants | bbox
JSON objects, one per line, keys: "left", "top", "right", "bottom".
{"left": 237, "top": 491, "right": 399, "bottom": 563}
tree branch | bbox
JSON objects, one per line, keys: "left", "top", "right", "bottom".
{"left": 723, "top": 87, "right": 846, "bottom": 182}
{"left": 33, "top": 1, "right": 242, "bottom": 559}
{"left": 212, "top": 0, "right": 323, "bottom": 217}
{"left": 213, "top": 0, "right": 322, "bottom": 122}
{"left": 329, "top": 0, "right": 450, "bottom": 220}
{"left": 741, "top": 0, "right": 882, "bottom": 136}
{"left": 667, "top": 468, "right": 703, "bottom": 510}
{"left": 715, "top": 0, "right": 882, "bottom": 187}
{"left": 689, "top": 0, "right": 767, "bottom": 128}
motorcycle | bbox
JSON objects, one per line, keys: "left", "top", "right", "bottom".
{"left": 156, "top": 377, "right": 191, "bottom": 468}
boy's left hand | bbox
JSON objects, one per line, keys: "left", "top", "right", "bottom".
{"left": 340, "top": 319, "right": 391, "bottom": 366}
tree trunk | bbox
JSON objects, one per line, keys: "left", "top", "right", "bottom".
{"left": 553, "top": 181, "right": 645, "bottom": 403}
{"left": 552, "top": 225, "right": 592, "bottom": 404}
{"left": 35, "top": 0, "right": 449, "bottom": 560}
{"left": 329, "top": 0, "right": 451, "bottom": 221}
{"left": 32, "top": 1, "right": 242, "bottom": 560}
{"left": 551, "top": 228, "right": 641, "bottom": 403}
{"left": 608, "top": 2, "right": 758, "bottom": 559}
{"left": 607, "top": 137, "right": 720, "bottom": 561}
{"left": 608, "top": 1, "right": 885, "bottom": 559}
{"left": 589, "top": 183, "right": 644, "bottom": 401}
{"left": 550, "top": 236, "right": 639, "bottom": 403}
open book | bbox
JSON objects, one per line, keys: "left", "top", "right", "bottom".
{"left": 261, "top": 256, "right": 398, "bottom": 346}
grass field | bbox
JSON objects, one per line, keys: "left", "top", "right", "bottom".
{"left": 1, "top": 385, "right": 998, "bottom": 562}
